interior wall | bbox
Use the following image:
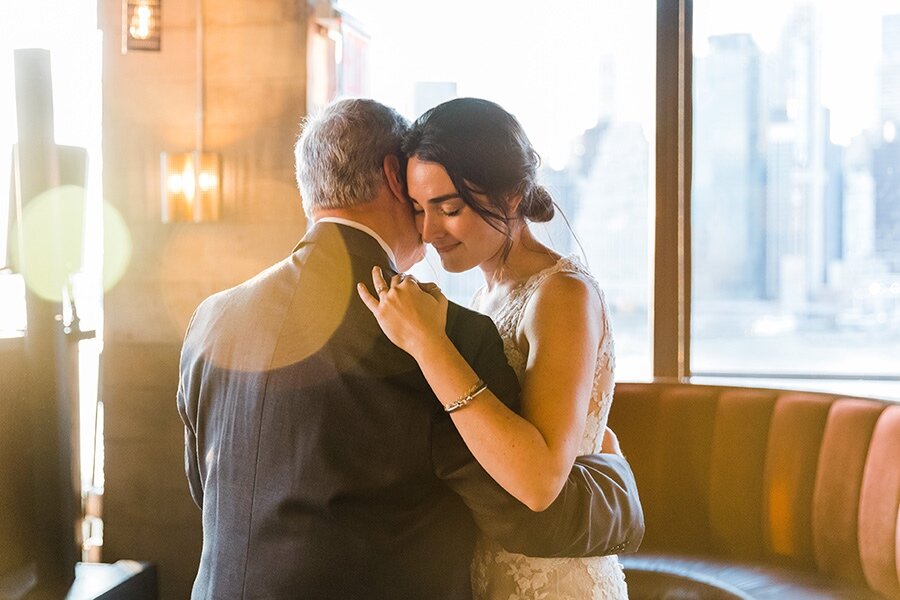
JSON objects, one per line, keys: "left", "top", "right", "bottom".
{"left": 0, "top": 340, "right": 29, "bottom": 582}
{"left": 99, "top": 1, "right": 308, "bottom": 597}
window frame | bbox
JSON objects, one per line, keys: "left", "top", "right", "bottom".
{"left": 654, "top": 0, "right": 692, "bottom": 380}
{"left": 655, "top": 0, "right": 900, "bottom": 395}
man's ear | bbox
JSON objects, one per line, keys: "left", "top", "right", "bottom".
{"left": 383, "top": 154, "right": 406, "bottom": 202}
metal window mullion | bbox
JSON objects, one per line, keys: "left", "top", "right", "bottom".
{"left": 653, "top": 0, "right": 692, "bottom": 380}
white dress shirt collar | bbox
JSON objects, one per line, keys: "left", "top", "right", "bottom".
{"left": 315, "top": 217, "right": 398, "bottom": 269}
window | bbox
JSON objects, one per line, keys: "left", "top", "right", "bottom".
{"left": 0, "top": 0, "right": 105, "bottom": 556}
{"left": 331, "top": 0, "right": 657, "bottom": 379}
{"left": 691, "top": 0, "right": 900, "bottom": 392}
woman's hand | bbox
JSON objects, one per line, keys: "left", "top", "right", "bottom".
{"left": 357, "top": 266, "right": 449, "bottom": 358}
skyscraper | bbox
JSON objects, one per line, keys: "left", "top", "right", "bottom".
{"left": 873, "top": 140, "right": 900, "bottom": 265}
{"left": 693, "top": 33, "right": 766, "bottom": 300}
{"left": 879, "top": 14, "right": 900, "bottom": 130}
{"left": 823, "top": 110, "right": 844, "bottom": 269}
{"left": 874, "top": 14, "right": 900, "bottom": 265}
{"left": 842, "top": 134, "right": 876, "bottom": 262}
{"left": 572, "top": 120, "right": 650, "bottom": 313}
{"left": 764, "top": 4, "right": 830, "bottom": 307}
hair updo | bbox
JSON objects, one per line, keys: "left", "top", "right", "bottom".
{"left": 402, "top": 98, "right": 555, "bottom": 236}
{"left": 522, "top": 184, "right": 555, "bottom": 223}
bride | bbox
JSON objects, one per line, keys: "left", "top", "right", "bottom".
{"left": 358, "top": 97, "right": 628, "bottom": 599}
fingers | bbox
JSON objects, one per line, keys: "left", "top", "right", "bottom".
{"left": 356, "top": 282, "right": 379, "bottom": 313}
{"left": 364, "top": 266, "right": 440, "bottom": 302}
{"left": 358, "top": 266, "right": 389, "bottom": 313}
{"left": 372, "top": 266, "right": 389, "bottom": 296}
{"left": 419, "top": 282, "right": 444, "bottom": 301}
{"left": 393, "top": 273, "right": 419, "bottom": 288}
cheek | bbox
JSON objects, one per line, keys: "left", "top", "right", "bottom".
{"left": 474, "top": 222, "right": 509, "bottom": 256}
{"left": 470, "top": 217, "right": 501, "bottom": 242}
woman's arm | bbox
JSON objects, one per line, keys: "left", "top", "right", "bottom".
{"left": 358, "top": 267, "right": 602, "bottom": 511}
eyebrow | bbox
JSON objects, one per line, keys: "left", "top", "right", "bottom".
{"left": 408, "top": 192, "right": 462, "bottom": 205}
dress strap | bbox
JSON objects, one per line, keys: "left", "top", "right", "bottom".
{"left": 519, "top": 256, "right": 595, "bottom": 304}
{"left": 520, "top": 256, "right": 613, "bottom": 360}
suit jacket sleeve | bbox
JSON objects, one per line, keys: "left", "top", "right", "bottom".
{"left": 431, "top": 312, "right": 644, "bottom": 557}
{"left": 176, "top": 309, "right": 204, "bottom": 509}
{"left": 177, "top": 373, "right": 203, "bottom": 509}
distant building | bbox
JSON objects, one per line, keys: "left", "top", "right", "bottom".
{"left": 571, "top": 120, "right": 650, "bottom": 313}
{"left": 874, "top": 14, "right": 900, "bottom": 265}
{"left": 823, "top": 110, "right": 844, "bottom": 270}
{"left": 873, "top": 140, "right": 900, "bottom": 266}
{"left": 537, "top": 166, "right": 579, "bottom": 257}
{"left": 842, "top": 134, "right": 876, "bottom": 261}
{"left": 693, "top": 33, "right": 766, "bottom": 300}
{"left": 879, "top": 14, "right": 900, "bottom": 130}
{"left": 764, "top": 4, "right": 830, "bottom": 307}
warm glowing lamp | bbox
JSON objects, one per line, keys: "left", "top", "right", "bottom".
{"left": 160, "top": 0, "right": 221, "bottom": 223}
{"left": 161, "top": 151, "right": 220, "bottom": 223}
{"left": 123, "top": 0, "right": 161, "bottom": 52}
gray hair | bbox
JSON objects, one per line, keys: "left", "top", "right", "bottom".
{"left": 295, "top": 98, "right": 410, "bottom": 216}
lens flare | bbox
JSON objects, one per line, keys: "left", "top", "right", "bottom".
{"left": 12, "top": 186, "right": 132, "bottom": 301}
{"left": 16, "top": 185, "right": 86, "bottom": 301}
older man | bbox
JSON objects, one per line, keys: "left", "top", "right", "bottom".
{"left": 177, "top": 98, "right": 642, "bottom": 599}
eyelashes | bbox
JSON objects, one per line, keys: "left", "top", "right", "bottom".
{"left": 412, "top": 207, "right": 462, "bottom": 217}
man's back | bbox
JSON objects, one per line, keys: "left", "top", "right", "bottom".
{"left": 178, "top": 224, "right": 521, "bottom": 598}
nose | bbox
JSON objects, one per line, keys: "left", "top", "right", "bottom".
{"left": 419, "top": 212, "right": 441, "bottom": 244}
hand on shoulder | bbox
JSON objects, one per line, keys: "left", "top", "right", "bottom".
{"left": 357, "top": 266, "right": 450, "bottom": 358}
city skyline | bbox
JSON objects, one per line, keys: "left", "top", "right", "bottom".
{"left": 1, "top": 1, "right": 898, "bottom": 383}
{"left": 391, "top": 3, "right": 900, "bottom": 379}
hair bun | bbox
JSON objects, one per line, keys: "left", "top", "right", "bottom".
{"left": 522, "top": 185, "right": 555, "bottom": 223}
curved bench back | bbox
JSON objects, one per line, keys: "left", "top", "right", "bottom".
{"left": 609, "top": 383, "right": 900, "bottom": 599}
{"left": 708, "top": 389, "right": 777, "bottom": 560}
{"left": 762, "top": 392, "right": 832, "bottom": 566}
{"left": 813, "top": 398, "right": 884, "bottom": 584}
{"left": 859, "top": 405, "right": 900, "bottom": 599}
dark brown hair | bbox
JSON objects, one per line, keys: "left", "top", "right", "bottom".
{"left": 402, "top": 98, "right": 555, "bottom": 259}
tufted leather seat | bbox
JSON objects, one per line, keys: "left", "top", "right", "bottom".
{"left": 621, "top": 553, "right": 886, "bottom": 599}
{"left": 610, "top": 383, "right": 900, "bottom": 600}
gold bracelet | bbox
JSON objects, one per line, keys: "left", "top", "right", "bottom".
{"left": 445, "top": 379, "right": 487, "bottom": 413}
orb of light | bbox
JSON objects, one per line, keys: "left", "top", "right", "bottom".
{"left": 14, "top": 185, "right": 131, "bottom": 301}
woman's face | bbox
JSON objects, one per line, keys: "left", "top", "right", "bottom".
{"left": 406, "top": 156, "right": 508, "bottom": 273}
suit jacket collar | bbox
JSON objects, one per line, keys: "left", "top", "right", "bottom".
{"left": 290, "top": 222, "right": 461, "bottom": 332}
{"left": 293, "top": 221, "right": 398, "bottom": 278}
{"left": 315, "top": 217, "right": 398, "bottom": 268}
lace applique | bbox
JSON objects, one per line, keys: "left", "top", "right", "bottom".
{"left": 470, "top": 256, "right": 627, "bottom": 599}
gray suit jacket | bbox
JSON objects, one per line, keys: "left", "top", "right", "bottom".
{"left": 177, "top": 222, "right": 643, "bottom": 599}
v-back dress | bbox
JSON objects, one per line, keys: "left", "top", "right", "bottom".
{"left": 470, "top": 256, "right": 628, "bottom": 600}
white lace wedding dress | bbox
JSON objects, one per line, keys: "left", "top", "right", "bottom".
{"left": 470, "top": 255, "right": 628, "bottom": 600}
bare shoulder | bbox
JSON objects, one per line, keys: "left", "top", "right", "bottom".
{"left": 522, "top": 270, "right": 604, "bottom": 340}
{"left": 532, "top": 270, "right": 603, "bottom": 314}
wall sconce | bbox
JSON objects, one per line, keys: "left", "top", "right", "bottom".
{"left": 161, "top": 151, "right": 220, "bottom": 223}
{"left": 123, "top": 0, "right": 161, "bottom": 52}
{"left": 160, "top": 0, "right": 221, "bottom": 223}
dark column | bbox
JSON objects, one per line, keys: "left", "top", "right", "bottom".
{"left": 12, "top": 47, "right": 81, "bottom": 599}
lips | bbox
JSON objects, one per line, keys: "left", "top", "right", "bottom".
{"left": 433, "top": 242, "right": 461, "bottom": 254}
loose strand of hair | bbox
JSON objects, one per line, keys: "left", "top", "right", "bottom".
{"left": 553, "top": 199, "right": 591, "bottom": 270}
